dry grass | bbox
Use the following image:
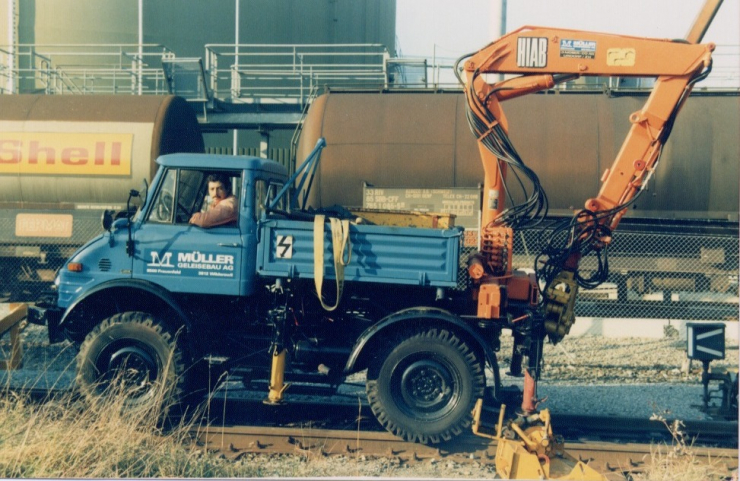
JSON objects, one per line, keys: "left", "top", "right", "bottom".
{"left": 0, "top": 385, "right": 487, "bottom": 479}
{"left": 0, "top": 384, "right": 246, "bottom": 478}
{"left": 630, "top": 415, "right": 736, "bottom": 481}
{"left": 3, "top": 386, "right": 732, "bottom": 480}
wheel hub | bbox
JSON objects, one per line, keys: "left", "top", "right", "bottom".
{"left": 400, "top": 359, "right": 455, "bottom": 412}
{"left": 105, "top": 345, "right": 158, "bottom": 395}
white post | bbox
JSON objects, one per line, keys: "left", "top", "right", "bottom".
{"left": 491, "top": 0, "right": 507, "bottom": 82}
{"left": 233, "top": 0, "right": 240, "bottom": 155}
{"left": 432, "top": 44, "right": 436, "bottom": 88}
{"left": 6, "top": 0, "right": 17, "bottom": 93}
{"left": 138, "top": 0, "right": 143, "bottom": 95}
{"left": 259, "top": 129, "right": 269, "bottom": 159}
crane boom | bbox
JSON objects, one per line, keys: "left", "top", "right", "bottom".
{"left": 459, "top": 3, "right": 717, "bottom": 339}
{"left": 462, "top": 2, "right": 724, "bottom": 478}
{"left": 458, "top": 0, "right": 722, "bottom": 414}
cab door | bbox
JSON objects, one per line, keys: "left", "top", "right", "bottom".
{"left": 132, "top": 168, "right": 243, "bottom": 295}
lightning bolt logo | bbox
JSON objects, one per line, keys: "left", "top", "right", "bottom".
{"left": 276, "top": 235, "right": 293, "bottom": 259}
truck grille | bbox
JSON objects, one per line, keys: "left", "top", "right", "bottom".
{"left": 98, "top": 259, "right": 112, "bottom": 272}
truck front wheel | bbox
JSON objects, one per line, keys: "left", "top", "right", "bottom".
{"left": 366, "top": 328, "right": 485, "bottom": 444}
{"left": 76, "top": 311, "right": 188, "bottom": 414}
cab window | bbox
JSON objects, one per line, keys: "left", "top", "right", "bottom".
{"left": 254, "top": 179, "right": 286, "bottom": 220}
{"left": 147, "top": 169, "right": 241, "bottom": 225}
{"left": 147, "top": 169, "right": 178, "bottom": 224}
{"left": 177, "top": 169, "right": 207, "bottom": 220}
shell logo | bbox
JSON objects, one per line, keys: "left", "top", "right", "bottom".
{"left": 0, "top": 132, "right": 133, "bottom": 176}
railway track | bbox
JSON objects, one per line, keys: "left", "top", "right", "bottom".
{"left": 194, "top": 423, "right": 738, "bottom": 480}
{"left": 4, "top": 378, "right": 738, "bottom": 478}
{"left": 190, "top": 395, "right": 738, "bottom": 479}
{"left": 204, "top": 388, "right": 738, "bottom": 446}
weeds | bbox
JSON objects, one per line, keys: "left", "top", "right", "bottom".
{"left": 0, "top": 379, "right": 242, "bottom": 478}
{"left": 631, "top": 413, "right": 733, "bottom": 481}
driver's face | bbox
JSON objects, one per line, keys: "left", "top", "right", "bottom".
{"left": 208, "top": 181, "right": 228, "bottom": 201}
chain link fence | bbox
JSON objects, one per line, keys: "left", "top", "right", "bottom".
{"left": 456, "top": 222, "right": 738, "bottom": 321}
{"left": 3, "top": 214, "right": 738, "bottom": 322}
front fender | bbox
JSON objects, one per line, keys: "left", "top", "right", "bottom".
{"left": 343, "top": 307, "right": 500, "bottom": 389}
{"left": 59, "top": 278, "right": 191, "bottom": 340}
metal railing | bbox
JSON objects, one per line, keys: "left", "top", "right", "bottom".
{"left": 0, "top": 44, "right": 175, "bottom": 95}
{"left": 2, "top": 42, "right": 737, "bottom": 98}
{"left": 422, "top": 43, "right": 739, "bottom": 91}
{"left": 204, "top": 43, "right": 390, "bottom": 104}
{"left": 709, "top": 44, "right": 740, "bottom": 89}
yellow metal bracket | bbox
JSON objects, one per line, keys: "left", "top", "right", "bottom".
{"left": 472, "top": 399, "right": 606, "bottom": 480}
{"left": 0, "top": 303, "right": 26, "bottom": 370}
{"left": 264, "top": 348, "right": 291, "bottom": 405}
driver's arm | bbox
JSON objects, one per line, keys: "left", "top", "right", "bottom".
{"left": 189, "top": 196, "right": 238, "bottom": 228}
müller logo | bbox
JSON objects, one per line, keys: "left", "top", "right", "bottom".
{"left": 0, "top": 132, "right": 133, "bottom": 176}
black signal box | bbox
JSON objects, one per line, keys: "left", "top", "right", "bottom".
{"left": 686, "top": 322, "right": 726, "bottom": 361}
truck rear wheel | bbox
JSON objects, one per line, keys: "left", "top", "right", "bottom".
{"left": 366, "top": 328, "right": 485, "bottom": 444}
{"left": 76, "top": 311, "right": 188, "bottom": 414}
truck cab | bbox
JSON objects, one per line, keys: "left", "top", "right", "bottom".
{"left": 34, "top": 154, "right": 288, "bottom": 351}
{"left": 52, "top": 154, "right": 288, "bottom": 313}
{"left": 131, "top": 154, "right": 288, "bottom": 297}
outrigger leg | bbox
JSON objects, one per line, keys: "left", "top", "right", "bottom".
{"left": 265, "top": 347, "right": 289, "bottom": 405}
{"left": 264, "top": 282, "right": 291, "bottom": 405}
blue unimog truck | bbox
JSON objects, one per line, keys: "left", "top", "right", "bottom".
{"left": 29, "top": 140, "right": 499, "bottom": 444}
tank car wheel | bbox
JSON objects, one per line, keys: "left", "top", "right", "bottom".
{"left": 76, "top": 311, "right": 188, "bottom": 414}
{"left": 366, "top": 328, "right": 485, "bottom": 444}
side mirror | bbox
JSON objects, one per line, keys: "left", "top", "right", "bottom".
{"left": 101, "top": 209, "right": 115, "bottom": 232}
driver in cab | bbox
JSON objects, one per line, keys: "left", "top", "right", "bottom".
{"left": 189, "top": 173, "right": 238, "bottom": 228}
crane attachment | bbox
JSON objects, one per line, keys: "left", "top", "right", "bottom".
{"left": 473, "top": 400, "right": 606, "bottom": 480}
{"left": 460, "top": 0, "right": 722, "bottom": 478}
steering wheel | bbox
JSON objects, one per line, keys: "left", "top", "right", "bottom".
{"left": 156, "top": 190, "right": 173, "bottom": 221}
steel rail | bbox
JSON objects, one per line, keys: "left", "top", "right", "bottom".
{"left": 193, "top": 423, "right": 738, "bottom": 478}
{"left": 2, "top": 381, "right": 736, "bottom": 477}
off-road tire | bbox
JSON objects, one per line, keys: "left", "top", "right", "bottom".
{"left": 366, "top": 328, "right": 485, "bottom": 444}
{"left": 76, "top": 311, "right": 188, "bottom": 414}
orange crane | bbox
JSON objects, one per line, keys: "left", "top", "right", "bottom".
{"left": 458, "top": 1, "right": 723, "bottom": 478}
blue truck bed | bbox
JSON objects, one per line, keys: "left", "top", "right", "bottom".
{"left": 257, "top": 219, "right": 462, "bottom": 288}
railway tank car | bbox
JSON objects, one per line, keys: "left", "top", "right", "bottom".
{"left": 0, "top": 95, "right": 204, "bottom": 301}
{"left": 296, "top": 90, "right": 739, "bottom": 319}
{"left": 297, "top": 90, "right": 738, "bottom": 221}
